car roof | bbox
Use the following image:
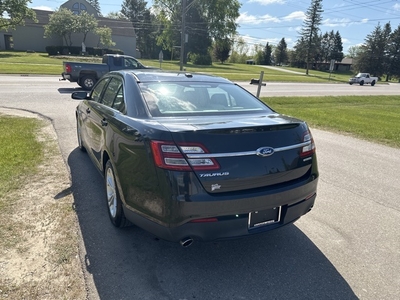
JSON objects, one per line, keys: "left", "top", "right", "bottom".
{"left": 111, "top": 70, "right": 233, "bottom": 84}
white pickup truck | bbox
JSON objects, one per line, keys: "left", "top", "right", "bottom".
{"left": 349, "top": 73, "right": 378, "bottom": 86}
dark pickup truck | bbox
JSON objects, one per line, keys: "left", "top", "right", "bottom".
{"left": 61, "top": 54, "right": 151, "bottom": 90}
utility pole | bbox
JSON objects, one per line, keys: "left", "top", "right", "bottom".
{"left": 179, "top": 0, "right": 186, "bottom": 71}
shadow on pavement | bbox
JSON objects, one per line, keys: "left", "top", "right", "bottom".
{"left": 68, "top": 148, "right": 357, "bottom": 300}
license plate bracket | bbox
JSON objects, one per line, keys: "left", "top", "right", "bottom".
{"left": 248, "top": 207, "right": 281, "bottom": 229}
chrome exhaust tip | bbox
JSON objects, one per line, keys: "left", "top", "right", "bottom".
{"left": 180, "top": 237, "right": 194, "bottom": 248}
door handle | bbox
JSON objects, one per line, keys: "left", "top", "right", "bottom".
{"left": 86, "top": 108, "right": 91, "bottom": 114}
{"left": 101, "top": 118, "right": 108, "bottom": 126}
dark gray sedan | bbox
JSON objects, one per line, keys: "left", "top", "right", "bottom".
{"left": 73, "top": 70, "right": 319, "bottom": 247}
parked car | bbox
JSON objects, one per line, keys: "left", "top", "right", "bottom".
{"left": 72, "top": 70, "right": 319, "bottom": 247}
{"left": 348, "top": 73, "right": 378, "bottom": 86}
{"left": 61, "top": 54, "right": 151, "bottom": 90}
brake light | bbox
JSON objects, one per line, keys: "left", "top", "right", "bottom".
{"left": 150, "top": 141, "right": 220, "bottom": 171}
{"left": 190, "top": 217, "right": 218, "bottom": 223}
{"left": 65, "top": 63, "right": 72, "bottom": 73}
{"left": 300, "top": 130, "right": 316, "bottom": 157}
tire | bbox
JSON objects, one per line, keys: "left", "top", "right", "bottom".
{"left": 349, "top": 82, "right": 353, "bottom": 85}
{"left": 76, "top": 117, "right": 86, "bottom": 152}
{"left": 80, "top": 75, "right": 96, "bottom": 90}
{"left": 105, "top": 160, "right": 130, "bottom": 227}
{"left": 371, "top": 80, "right": 376, "bottom": 86}
{"left": 359, "top": 80, "right": 364, "bottom": 86}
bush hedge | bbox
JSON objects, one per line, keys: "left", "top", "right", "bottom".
{"left": 45, "top": 46, "right": 124, "bottom": 56}
{"left": 188, "top": 53, "right": 212, "bottom": 65}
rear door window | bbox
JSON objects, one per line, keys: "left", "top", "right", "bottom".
{"left": 101, "top": 77, "right": 122, "bottom": 108}
{"left": 91, "top": 77, "right": 109, "bottom": 102}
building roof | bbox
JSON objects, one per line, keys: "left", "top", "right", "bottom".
{"left": 24, "top": 9, "right": 135, "bottom": 38}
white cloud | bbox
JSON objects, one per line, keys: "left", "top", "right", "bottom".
{"left": 282, "top": 11, "right": 305, "bottom": 22}
{"left": 247, "top": 0, "right": 286, "bottom": 5}
{"left": 322, "top": 18, "right": 368, "bottom": 27}
{"left": 323, "top": 18, "right": 351, "bottom": 27}
{"left": 393, "top": 3, "right": 400, "bottom": 11}
{"left": 237, "top": 11, "right": 304, "bottom": 25}
{"left": 32, "top": 6, "right": 54, "bottom": 11}
{"left": 237, "top": 12, "right": 280, "bottom": 25}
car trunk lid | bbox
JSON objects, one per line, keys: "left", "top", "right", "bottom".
{"left": 152, "top": 114, "right": 315, "bottom": 193}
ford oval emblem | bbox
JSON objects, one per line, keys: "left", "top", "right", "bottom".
{"left": 256, "top": 146, "right": 275, "bottom": 157}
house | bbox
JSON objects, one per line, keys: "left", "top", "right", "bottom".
{"left": 0, "top": 0, "right": 137, "bottom": 56}
{"left": 312, "top": 57, "right": 353, "bottom": 72}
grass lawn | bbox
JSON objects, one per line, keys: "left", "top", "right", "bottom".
{"left": 0, "top": 50, "right": 352, "bottom": 83}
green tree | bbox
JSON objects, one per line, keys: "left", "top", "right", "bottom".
{"left": 44, "top": 8, "right": 78, "bottom": 46}
{"left": 186, "top": 3, "right": 212, "bottom": 61}
{"left": 292, "top": 37, "right": 308, "bottom": 68}
{"left": 274, "top": 38, "right": 288, "bottom": 66}
{"left": 387, "top": 24, "right": 400, "bottom": 80}
{"left": 347, "top": 45, "right": 362, "bottom": 58}
{"left": 154, "top": 0, "right": 240, "bottom": 60}
{"left": 229, "top": 36, "right": 249, "bottom": 63}
{"left": 198, "top": 0, "right": 240, "bottom": 40}
{"left": 155, "top": 9, "right": 180, "bottom": 59}
{"left": 356, "top": 22, "right": 391, "bottom": 77}
{"left": 86, "top": 0, "right": 102, "bottom": 16}
{"left": 332, "top": 31, "right": 344, "bottom": 62}
{"left": 260, "top": 42, "right": 272, "bottom": 65}
{"left": 76, "top": 11, "right": 98, "bottom": 44}
{"left": 0, "top": 0, "right": 36, "bottom": 29}
{"left": 319, "top": 31, "right": 333, "bottom": 63}
{"left": 95, "top": 26, "right": 116, "bottom": 47}
{"left": 213, "top": 38, "right": 231, "bottom": 63}
{"left": 299, "top": 0, "right": 323, "bottom": 74}
{"left": 121, "top": 0, "right": 157, "bottom": 58}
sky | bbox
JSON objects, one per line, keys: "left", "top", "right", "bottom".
{"left": 29, "top": 0, "right": 400, "bottom": 54}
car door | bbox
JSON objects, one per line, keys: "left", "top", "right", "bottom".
{"left": 89, "top": 76, "right": 127, "bottom": 171}
{"left": 84, "top": 76, "right": 110, "bottom": 169}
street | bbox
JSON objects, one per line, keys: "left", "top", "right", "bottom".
{"left": 0, "top": 75, "right": 399, "bottom": 300}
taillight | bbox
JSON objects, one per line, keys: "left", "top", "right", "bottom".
{"left": 300, "top": 130, "right": 316, "bottom": 157}
{"left": 65, "top": 64, "right": 72, "bottom": 73}
{"left": 189, "top": 217, "right": 218, "bottom": 223}
{"left": 150, "top": 141, "right": 220, "bottom": 171}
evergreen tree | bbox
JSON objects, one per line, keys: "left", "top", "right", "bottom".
{"left": 87, "top": 0, "right": 102, "bottom": 16}
{"left": 356, "top": 22, "right": 391, "bottom": 77}
{"left": 292, "top": 37, "right": 308, "bottom": 68}
{"left": 213, "top": 39, "right": 231, "bottom": 63}
{"left": 275, "top": 38, "right": 288, "bottom": 65}
{"left": 261, "top": 43, "right": 272, "bottom": 65}
{"left": 299, "top": 0, "right": 323, "bottom": 74}
{"left": 332, "top": 31, "right": 344, "bottom": 62}
{"left": 386, "top": 24, "right": 400, "bottom": 80}
{"left": 121, "top": 0, "right": 156, "bottom": 58}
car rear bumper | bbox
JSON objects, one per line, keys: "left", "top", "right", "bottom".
{"left": 61, "top": 72, "right": 71, "bottom": 81}
{"left": 123, "top": 179, "right": 318, "bottom": 243}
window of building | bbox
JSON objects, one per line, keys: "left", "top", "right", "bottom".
{"left": 72, "top": 2, "right": 87, "bottom": 14}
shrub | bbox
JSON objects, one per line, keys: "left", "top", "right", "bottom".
{"left": 188, "top": 53, "right": 212, "bottom": 65}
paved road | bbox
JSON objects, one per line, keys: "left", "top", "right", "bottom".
{"left": 1, "top": 75, "right": 399, "bottom": 300}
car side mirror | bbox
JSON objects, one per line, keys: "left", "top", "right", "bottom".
{"left": 71, "top": 91, "right": 90, "bottom": 100}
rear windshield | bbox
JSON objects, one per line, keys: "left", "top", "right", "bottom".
{"left": 139, "top": 82, "right": 273, "bottom": 116}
